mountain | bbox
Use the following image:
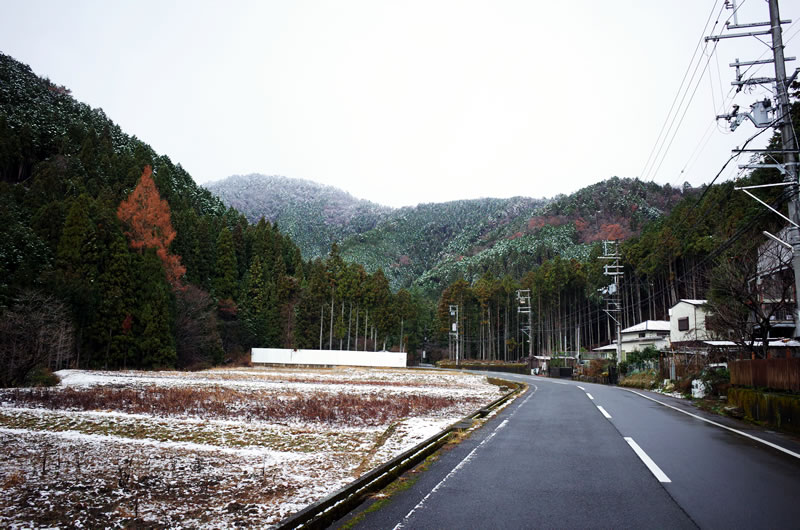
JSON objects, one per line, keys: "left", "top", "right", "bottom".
{"left": 204, "top": 174, "right": 392, "bottom": 258}
{"left": 206, "top": 173, "right": 686, "bottom": 294}
{"left": 343, "top": 178, "right": 685, "bottom": 293}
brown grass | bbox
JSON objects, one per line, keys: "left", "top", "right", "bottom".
{"left": 1, "top": 387, "right": 464, "bottom": 426}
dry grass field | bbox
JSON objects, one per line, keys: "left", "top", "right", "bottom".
{"left": 0, "top": 367, "right": 503, "bottom": 528}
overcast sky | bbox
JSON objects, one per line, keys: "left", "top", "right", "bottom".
{"left": 2, "top": 1, "right": 799, "bottom": 207}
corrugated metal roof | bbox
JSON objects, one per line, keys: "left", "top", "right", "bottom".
{"left": 622, "top": 320, "right": 670, "bottom": 333}
{"left": 679, "top": 299, "right": 707, "bottom": 306}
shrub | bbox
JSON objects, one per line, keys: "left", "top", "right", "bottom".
{"left": 585, "top": 359, "right": 608, "bottom": 378}
{"left": 618, "top": 361, "right": 629, "bottom": 376}
{"left": 25, "top": 367, "right": 60, "bottom": 387}
{"left": 701, "top": 367, "right": 730, "bottom": 397}
{"left": 618, "top": 371, "right": 657, "bottom": 390}
{"left": 436, "top": 360, "right": 528, "bottom": 374}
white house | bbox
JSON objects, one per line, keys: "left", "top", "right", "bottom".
{"left": 669, "top": 299, "right": 713, "bottom": 347}
{"left": 593, "top": 320, "right": 670, "bottom": 361}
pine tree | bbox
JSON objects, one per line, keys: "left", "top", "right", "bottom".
{"left": 214, "top": 227, "right": 238, "bottom": 301}
{"left": 131, "top": 249, "right": 176, "bottom": 368}
{"left": 55, "top": 194, "right": 100, "bottom": 367}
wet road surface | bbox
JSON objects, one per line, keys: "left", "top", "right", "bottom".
{"left": 338, "top": 373, "right": 800, "bottom": 529}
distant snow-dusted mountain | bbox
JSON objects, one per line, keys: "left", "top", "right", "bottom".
{"left": 206, "top": 174, "right": 686, "bottom": 293}
{"left": 204, "top": 174, "right": 393, "bottom": 259}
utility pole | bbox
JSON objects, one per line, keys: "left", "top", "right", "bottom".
{"left": 709, "top": 0, "right": 800, "bottom": 336}
{"left": 770, "top": 0, "right": 800, "bottom": 338}
{"left": 599, "top": 240, "right": 624, "bottom": 362}
{"left": 449, "top": 304, "right": 459, "bottom": 365}
{"left": 517, "top": 289, "right": 532, "bottom": 360}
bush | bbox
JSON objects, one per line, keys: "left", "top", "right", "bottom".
{"left": 586, "top": 359, "right": 608, "bottom": 378}
{"left": 618, "top": 371, "right": 657, "bottom": 390}
{"left": 701, "top": 367, "right": 730, "bottom": 397}
{"left": 24, "top": 367, "right": 60, "bottom": 387}
{"left": 618, "top": 361, "right": 629, "bottom": 376}
{"left": 436, "top": 360, "right": 528, "bottom": 375}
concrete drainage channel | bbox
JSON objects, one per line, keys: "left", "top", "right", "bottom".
{"left": 276, "top": 378, "right": 525, "bottom": 529}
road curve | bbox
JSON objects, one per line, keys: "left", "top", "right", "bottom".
{"left": 338, "top": 373, "right": 800, "bottom": 529}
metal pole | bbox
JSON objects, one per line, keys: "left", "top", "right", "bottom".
{"left": 769, "top": 0, "right": 800, "bottom": 337}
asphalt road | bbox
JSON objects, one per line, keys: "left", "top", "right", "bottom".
{"left": 338, "top": 373, "right": 800, "bottom": 529}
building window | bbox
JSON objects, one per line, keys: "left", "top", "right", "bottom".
{"left": 639, "top": 332, "right": 646, "bottom": 338}
{"left": 678, "top": 317, "right": 689, "bottom": 331}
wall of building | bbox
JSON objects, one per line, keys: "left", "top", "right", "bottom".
{"left": 670, "top": 302, "right": 711, "bottom": 343}
{"left": 251, "top": 348, "right": 407, "bottom": 368}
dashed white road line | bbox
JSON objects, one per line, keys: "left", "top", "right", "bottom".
{"left": 586, "top": 393, "right": 595, "bottom": 400}
{"left": 392, "top": 385, "right": 538, "bottom": 529}
{"left": 577, "top": 386, "right": 585, "bottom": 391}
{"left": 625, "top": 437, "right": 671, "bottom": 483}
{"left": 597, "top": 406, "right": 612, "bottom": 419}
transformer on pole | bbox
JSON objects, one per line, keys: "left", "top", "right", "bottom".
{"left": 449, "top": 305, "right": 459, "bottom": 365}
{"left": 517, "top": 289, "right": 532, "bottom": 359}
{"left": 708, "top": 0, "right": 800, "bottom": 337}
{"left": 599, "top": 240, "right": 624, "bottom": 362}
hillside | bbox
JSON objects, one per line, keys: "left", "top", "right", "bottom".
{"left": 0, "top": 53, "right": 422, "bottom": 378}
{"left": 204, "top": 174, "right": 392, "bottom": 258}
{"left": 349, "top": 177, "right": 686, "bottom": 293}
{"left": 206, "top": 173, "right": 687, "bottom": 294}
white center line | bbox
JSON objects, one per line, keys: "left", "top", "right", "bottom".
{"left": 577, "top": 386, "right": 585, "bottom": 391}
{"left": 597, "top": 405, "right": 612, "bottom": 419}
{"left": 625, "top": 437, "right": 671, "bottom": 483}
{"left": 586, "top": 393, "right": 595, "bottom": 400}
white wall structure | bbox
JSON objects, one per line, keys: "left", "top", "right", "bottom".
{"left": 593, "top": 320, "right": 670, "bottom": 359}
{"left": 669, "top": 299, "right": 711, "bottom": 344}
{"left": 251, "top": 348, "right": 406, "bottom": 368}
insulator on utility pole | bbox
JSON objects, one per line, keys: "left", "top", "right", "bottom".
{"left": 711, "top": 0, "right": 800, "bottom": 338}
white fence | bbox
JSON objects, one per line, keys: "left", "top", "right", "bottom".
{"left": 251, "top": 348, "right": 407, "bottom": 368}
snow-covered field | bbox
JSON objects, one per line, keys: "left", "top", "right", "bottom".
{"left": 0, "top": 367, "right": 502, "bottom": 528}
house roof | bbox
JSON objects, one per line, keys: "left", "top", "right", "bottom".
{"left": 593, "top": 344, "right": 619, "bottom": 351}
{"left": 703, "top": 340, "right": 800, "bottom": 348}
{"left": 622, "top": 320, "right": 670, "bottom": 333}
{"left": 679, "top": 299, "right": 707, "bottom": 306}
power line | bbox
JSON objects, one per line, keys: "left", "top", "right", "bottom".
{"left": 638, "top": 1, "right": 724, "bottom": 181}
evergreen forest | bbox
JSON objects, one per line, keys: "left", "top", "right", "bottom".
{"left": 1, "top": 52, "right": 798, "bottom": 386}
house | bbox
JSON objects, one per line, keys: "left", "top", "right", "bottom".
{"left": 669, "top": 299, "right": 713, "bottom": 349}
{"left": 592, "top": 320, "right": 670, "bottom": 361}
{"left": 753, "top": 226, "right": 797, "bottom": 340}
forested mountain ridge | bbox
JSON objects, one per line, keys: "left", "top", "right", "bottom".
{"left": 207, "top": 174, "right": 687, "bottom": 294}
{"left": 205, "top": 174, "right": 392, "bottom": 258}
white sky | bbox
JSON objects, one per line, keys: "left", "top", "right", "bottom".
{"left": 2, "top": 1, "right": 799, "bottom": 208}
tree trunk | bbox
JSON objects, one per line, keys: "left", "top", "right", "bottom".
{"left": 355, "top": 306, "right": 360, "bottom": 351}
{"left": 329, "top": 289, "right": 334, "bottom": 350}
{"left": 318, "top": 305, "right": 322, "bottom": 349}
{"left": 347, "top": 302, "right": 353, "bottom": 351}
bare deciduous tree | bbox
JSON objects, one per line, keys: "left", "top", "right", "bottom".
{"left": 0, "top": 290, "right": 74, "bottom": 386}
{"left": 174, "top": 285, "right": 223, "bottom": 369}
{"left": 705, "top": 237, "right": 795, "bottom": 359}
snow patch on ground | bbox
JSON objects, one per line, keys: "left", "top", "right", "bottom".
{"left": 0, "top": 366, "right": 502, "bottom": 527}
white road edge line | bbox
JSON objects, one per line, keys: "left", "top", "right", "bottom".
{"left": 622, "top": 389, "right": 800, "bottom": 460}
{"left": 625, "top": 437, "right": 671, "bottom": 483}
{"left": 586, "top": 393, "right": 595, "bottom": 400}
{"left": 391, "top": 385, "right": 538, "bottom": 529}
{"left": 597, "top": 405, "right": 612, "bottom": 419}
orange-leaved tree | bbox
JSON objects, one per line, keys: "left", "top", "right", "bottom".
{"left": 117, "top": 165, "right": 186, "bottom": 287}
